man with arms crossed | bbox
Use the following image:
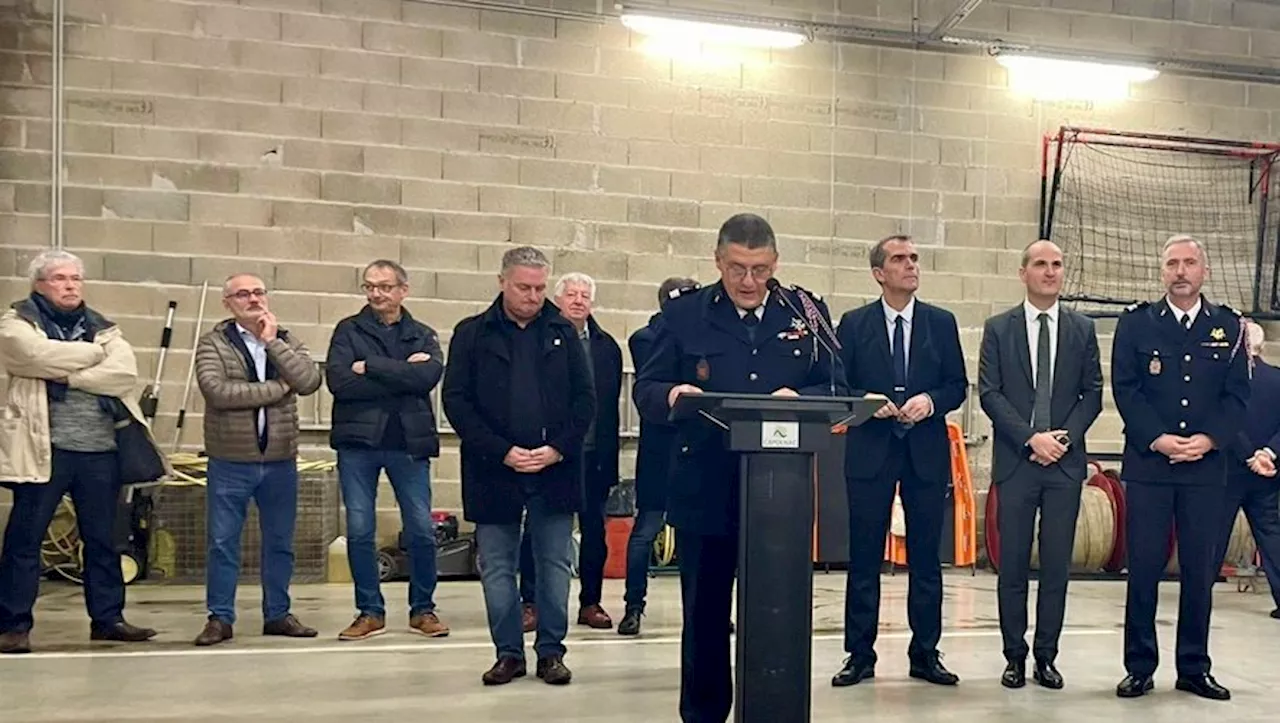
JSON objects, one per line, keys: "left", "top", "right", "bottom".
{"left": 978, "top": 240, "right": 1103, "bottom": 688}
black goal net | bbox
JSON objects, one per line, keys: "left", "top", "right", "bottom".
{"left": 1040, "top": 127, "right": 1280, "bottom": 318}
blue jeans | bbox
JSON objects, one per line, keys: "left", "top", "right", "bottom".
{"left": 624, "top": 510, "right": 667, "bottom": 612}
{"left": 337, "top": 449, "right": 438, "bottom": 619}
{"left": 476, "top": 494, "right": 574, "bottom": 661}
{"left": 205, "top": 458, "right": 298, "bottom": 625}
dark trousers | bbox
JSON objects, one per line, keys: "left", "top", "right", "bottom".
{"left": 844, "top": 436, "right": 945, "bottom": 664}
{"left": 520, "top": 451, "right": 610, "bottom": 609}
{"left": 0, "top": 449, "right": 125, "bottom": 633}
{"left": 1123, "top": 480, "right": 1222, "bottom": 677}
{"left": 1216, "top": 474, "right": 1280, "bottom": 609}
{"left": 996, "top": 466, "right": 1081, "bottom": 663}
{"left": 677, "top": 529, "right": 737, "bottom": 723}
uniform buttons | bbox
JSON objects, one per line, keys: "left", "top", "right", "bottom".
{"left": 749, "top": 372, "right": 758, "bottom": 381}
{"left": 1179, "top": 421, "right": 1187, "bottom": 429}
{"left": 751, "top": 349, "right": 758, "bottom": 356}
{"left": 1213, "top": 353, "right": 1220, "bottom": 360}
{"left": 1184, "top": 354, "right": 1191, "bottom": 362}
{"left": 1184, "top": 375, "right": 1191, "bottom": 382}
{"left": 1181, "top": 399, "right": 1188, "bottom": 406}
{"left": 793, "top": 349, "right": 801, "bottom": 357}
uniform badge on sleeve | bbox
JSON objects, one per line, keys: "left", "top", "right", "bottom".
{"left": 696, "top": 358, "right": 710, "bottom": 382}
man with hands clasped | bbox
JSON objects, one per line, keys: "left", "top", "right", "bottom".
{"left": 1110, "top": 235, "right": 1249, "bottom": 701}
{"left": 326, "top": 260, "right": 450, "bottom": 643}
{"left": 978, "top": 240, "right": 1103, "bottom": 689}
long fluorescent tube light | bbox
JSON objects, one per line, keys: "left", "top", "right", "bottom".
{"left": 996, "top": 54, "right": 1159, "bottom": 101}
{"left": 620, "top": 12, "right": 808, "bottom": 49}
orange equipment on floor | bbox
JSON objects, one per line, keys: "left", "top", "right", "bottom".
{"left": 603, "top": 515, "right": 634, "bottom": 579}
{"left": 883, "top": 422, "right": 978, "bottom": 568}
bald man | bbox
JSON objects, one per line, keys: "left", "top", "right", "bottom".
{"left": 978, "top": 240, "right": 1103, "bottom": 690}
{"left": 1216, "top": 320, "right": 1280, "bottom": 619}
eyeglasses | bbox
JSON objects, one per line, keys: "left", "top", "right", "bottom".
{"left": 361, "top": 283, "right": 404, "bottom": 294}
{"left": 724, "top": 264, "right": 774, "bottom": 281}
{"left": 225, "top": 289, "right": 268, "bottom": 300}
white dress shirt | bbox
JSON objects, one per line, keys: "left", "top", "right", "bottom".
{"left": 880, "top": 296, "right": 933, "bottom": 416}
{"left": 1167, "top": 296, "right": 1202, "bottom": 328}
{"left": 736, "top": 292, "right": 769, "bottom": 321}
{"left": 1024, "top": 299, "right": 1059, "bottom": 387}
{"left": 236, "top": 323, "right": 267, "bottom": 437}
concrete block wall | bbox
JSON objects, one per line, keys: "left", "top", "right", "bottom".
{"left": 3, "top": 0, "right": 1280, "bottom": 525}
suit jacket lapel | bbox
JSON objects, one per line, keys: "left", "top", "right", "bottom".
{"left": 1010, "top": 306, "right": 1033, "bottom": 389}
{"left": 870, "top": 301, "right": 892, "bottom": 373}
{"left": 1051, "top": 310, "right": 1076, "bottom": 401}
{"left": 907, "top": 302, "right": 926, "bottom": 387}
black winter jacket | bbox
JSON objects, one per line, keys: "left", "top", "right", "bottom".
{"left": 325, "top": 305, "right": 443, "bottom": 459}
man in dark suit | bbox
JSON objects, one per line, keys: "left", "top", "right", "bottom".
{"left": 832, "top": 234, "right": 968, "bottom": 688}
{"left": 634, "top": 213, "right": 844, "bottom": 723}
{"left": 618, "top": 276, "right": 696, "bottom": 637}
{"left": 1111, "top": 235, "right": 1249, "bottom": 701}
{"left": 517, "top": 272, "right": 623, "bottom": 632}
{"left": 1216, "top": 320, "right": 1280, "bottom": 618}
{"left": 977, "top": 240, "right": 1103, "bottom": 689}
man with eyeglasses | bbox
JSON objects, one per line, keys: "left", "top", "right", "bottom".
{"left": 192, "top": 273, "right": 322, "bottom": 646}
{"left": 326, "top": 259, "right": 449, "bottom": 642}
{"left": 633, "top": 213, "right": 844, "bottom": 722}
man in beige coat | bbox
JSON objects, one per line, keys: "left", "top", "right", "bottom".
{"left": 0, "top": 250, "right": 164, "bottom": 654}
{"left": 191, "top": 273, "right": 322, "bottom": 646}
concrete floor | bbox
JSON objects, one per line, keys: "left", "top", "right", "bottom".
{"left": 0, "top": 570, "right": 1277, "bottom": 722}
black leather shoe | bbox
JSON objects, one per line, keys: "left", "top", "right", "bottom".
{"left": 832, "top": 657, "right": 875, "bottom": 687}
{"left": 1116, "top": 674, "right": 1154, "bottom": 698}
{"left": 1270, "top": 608, "right": 1280, "bottom": 619}
{"left": 909, "top": 653, "right": 959, "bottom": 686}
{"left": 90, "top": 621, "right": 156, "bottom": 643}
{"left": 1001, "top": 660, "right": 1025, "bottom": 689}
{"left": 482, "top": 657, "right": 526, "bottom": 686}
{"left": 536, "top": 656, "right": 573, "bottom": 685}
{"left": 0, "top": 631, "right": 31, "bottom": 654}
{"left": 1175, "top": 674, "right": 1231, "bottom": 701}
{"left": 263, "top": 614, "right": 318, "bottom": 638}
{"left": 1033, "top": 660, "right": 1064, "bottom": 689}
{"left": 617, "top": 609, "right": 642, "bottom": 636}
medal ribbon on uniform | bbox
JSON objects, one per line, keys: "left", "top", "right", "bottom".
{"left": 793, "top": 286, "right": 841, "bottom": 352}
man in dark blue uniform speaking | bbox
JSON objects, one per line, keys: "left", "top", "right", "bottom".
{"left": 1111, "top": 234, "right": 1250, "bottom": 701}
{"left": 633, "top": 213, "right": 844, "bottom": 723}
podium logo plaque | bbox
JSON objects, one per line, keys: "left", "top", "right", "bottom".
{"left": 761, "top": 421, "right": 800, "bottom": 449}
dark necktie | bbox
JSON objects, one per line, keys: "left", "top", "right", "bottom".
{"left": 742, "top": 309, "right": 759, "bottom": 344}
{"left": 1033, "top": 312, "right": 1052, "bottom": 432}
{"left": 892, "top": 316, "right": 908, "bottom": 438}
{"left": 1183, "top": 313, "right": 1193, "bottom": 331}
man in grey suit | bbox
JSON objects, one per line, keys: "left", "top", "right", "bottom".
{"left": 978, "top": 240, "right": 1103, "bottom": 690}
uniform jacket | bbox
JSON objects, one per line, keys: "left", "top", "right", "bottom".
{"left": 1232, "top": 358, "right": 1280, "bottom": 480}
{"left": 979, "top": 303, "right": 1104, "bottom": 485}
{"left": 325, "top": 306, "right": 444, "bottom": 459}
{"left": 1111, "top": 297, "right": 1250, "bottom": 485}
{"left": 629, "top": 312, "right": 674, "bottom": 512}
{"left": 196, "top": 319, "right": 321, "bottom": 463}
{"left": 633, "top": 282, "right": 845, "bottom": 536}
{"left": 583, "top": 315, "right": 624, "bottom": 490}
{"left": 442, "top": 296, "right": 596, "bottom": 525}
{"left": 836, "top": 298, "right": 968, "bottom": 485}
{"left": 0, "top": 299, "right": 169, "bottom": 484}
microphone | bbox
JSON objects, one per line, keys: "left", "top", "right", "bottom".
{"left": 766, "top": 277, "right": 840, "bottom": 396}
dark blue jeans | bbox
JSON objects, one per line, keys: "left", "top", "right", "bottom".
{"left": 477, "top": 494, "right": 574, "bottom": 661}
{"left": 520, "top": 451, "right": 609, "bottom": 608}
{"left": 624, "top": 510, "right": 667, "bottom": 612}
{"left": 336, "top": 449, "right": 438, "bottom": 619}
{"left": 0, "top": 449, "right": 124, "bottom": 633}
{"left": 205, "top": 458, "right": 298, "bottom": 625}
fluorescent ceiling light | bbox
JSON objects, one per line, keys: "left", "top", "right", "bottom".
{"left": 996, "top": 54, "right": 1158, "bottom": 102}
{"left": 620, "top": 12, "right": 808, "bottom": 49}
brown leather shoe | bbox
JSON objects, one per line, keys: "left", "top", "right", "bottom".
{"left": 482, "top": 657, "right": 527, "bottom": 685}
{"left": 90, "top": 621, "right": 156, "bottom": 642}
{"left": 577, "top": 604, "right": 613, "bottom": 630}
{"left": 409, "top": 612, "right": 449, "bottom": 638}
{"left": 522, "top": 603, "right": 537, "bottom": 633}
{"left": 0, "top": 631, "right": 31, "bottom": 654}
{"left": 263, "top": 614, "right": 317, "bottom": 638}
{"left": 537, "top": 655, "right": 573, "bottom": 685}
{"left": 338, "top": 614, "right": 386, "bottom": 641}
{"left": 194, "top": 619, "right": 233, "bottom": 647}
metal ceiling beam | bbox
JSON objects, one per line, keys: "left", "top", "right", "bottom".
{"left": 928, "top": 0, "right": 986, "bottom": 41}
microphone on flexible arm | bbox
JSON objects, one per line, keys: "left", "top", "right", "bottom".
{"left": 765, "top": 277, "right": 842, "bottom": 397}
